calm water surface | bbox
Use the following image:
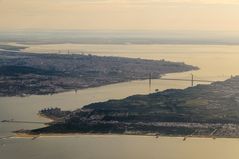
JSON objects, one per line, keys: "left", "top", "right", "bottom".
{"left": 1, "top": 44, "right": 239, "bottom": 159}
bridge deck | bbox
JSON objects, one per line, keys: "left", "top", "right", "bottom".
{"left": 160, "top": 78, "right": 214, "bottom": 83}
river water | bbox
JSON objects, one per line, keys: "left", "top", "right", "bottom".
{"left": 1, "top": 44, "right": 239, "bottom": 159}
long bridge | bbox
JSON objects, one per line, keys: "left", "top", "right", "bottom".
{"left": 160, "top": 77, "right": 214, "bottom": 84}
{"left": 149, "top": 74, "right": 230, "bottom": 87}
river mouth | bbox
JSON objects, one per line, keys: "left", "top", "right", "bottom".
{"left": 1, "top": 44, "right": 239, "bottom": 159}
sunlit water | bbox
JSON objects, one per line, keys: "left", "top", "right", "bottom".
{"left": 1, "top": 44, "right": 239, "bottom": 159}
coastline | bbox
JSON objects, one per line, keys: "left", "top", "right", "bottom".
{"left": 23, "top": 76, "right": 239, "bottom": 139}
{"left": 14, "top": 115, "right": 239, "bottom": 140}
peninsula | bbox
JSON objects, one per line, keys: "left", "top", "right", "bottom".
{"left": 0, "top": 50, "right": 197, "bottom": 96}
{"left": 26, "top": 76, "right": 239, "bottom": 138}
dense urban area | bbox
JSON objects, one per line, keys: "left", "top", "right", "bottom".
{"left": 0, "top": 50, "right": 197, "bottom": 96}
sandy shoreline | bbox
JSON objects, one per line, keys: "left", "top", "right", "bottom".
{"left": 11, "top": 132, "right": 239, "bottom": 141}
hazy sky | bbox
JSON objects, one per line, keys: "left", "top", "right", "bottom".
{"left": 1, "top": 0, "right": 239, "bottom": 31}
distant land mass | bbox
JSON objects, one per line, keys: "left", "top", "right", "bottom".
{"left": 26, "top": 76, "right": 239, "bottom": 138}
{"left": 1, "top": 30, "right": 239, "bottom": 45}
{"left": 0, "top": 50, "right": 197, "bottom": 96}
{"left": 0, "top": 44, "right": 27, "bottom": 51}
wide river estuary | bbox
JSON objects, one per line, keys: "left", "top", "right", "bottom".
{"left": 1, "top": 44, "right": 239, "bottom": 159}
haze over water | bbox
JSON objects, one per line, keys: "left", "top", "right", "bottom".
{"left": 1, "top": 44, "right": 239, "bottom": 159}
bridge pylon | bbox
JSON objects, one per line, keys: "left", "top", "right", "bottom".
{"left": 191, "top": 74, "right": 194, "bottom": 87}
